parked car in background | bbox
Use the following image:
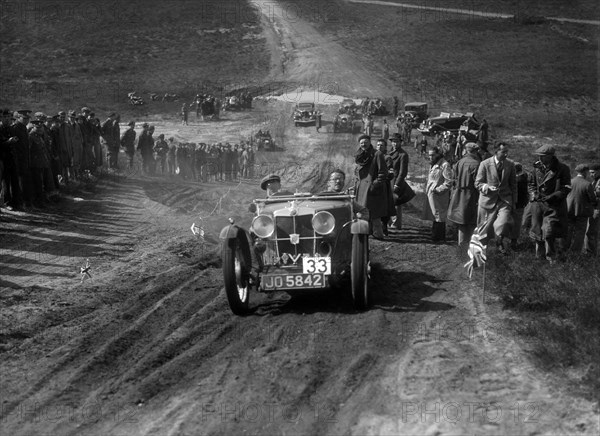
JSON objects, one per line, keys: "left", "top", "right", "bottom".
{"left": 293, "top": 101, "right": 317, "bottom": 126}
{"left": 418, "top": 112, "right": 479, "bottom": 136}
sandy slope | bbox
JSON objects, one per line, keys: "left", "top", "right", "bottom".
{"left": 1, "top": 1, "right": 598, "bottom": 435}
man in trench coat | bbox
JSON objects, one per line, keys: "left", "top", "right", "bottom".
{"left": 423, "top": 146, "right": 454, "bottom": 241}
{"left": 448, "top": 142, "right": 481, "bottom": 252}
{"left": 354, "top": 135, "right": 394, "bottom": 239}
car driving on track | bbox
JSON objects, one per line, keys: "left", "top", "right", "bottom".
{"left": 219, "top": 193, "right": 371, "bottom": 314}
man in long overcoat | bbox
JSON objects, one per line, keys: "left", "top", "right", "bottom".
{"left": 388, "top": 133, "right": 409, "bottom": 230}
{"left": 448, "top": 142, "right": 481, "bottom": 252}
{"left": 354, "top": 135, "right": 394, "bottom": 239}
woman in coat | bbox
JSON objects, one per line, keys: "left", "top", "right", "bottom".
{"left": 354, "top": 135, "right": 394, "bottom": 239}
{"left": 423, "top": 146, "right": 454, "bottom": 241}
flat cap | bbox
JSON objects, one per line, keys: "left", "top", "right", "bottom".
{"left": 1, "top": 108, "right": 11, "bottom": 116}
{"left": 534, "top": 144, "right": 555, "bottom": 156}
{"left": 260, "top": 174, "right": 280, "bottom": 190}
{"left": 58, "top": 110, "right": 66, "bottom": 116}
{"left": 81, "top": 106, "right": 91, "bottom": 112}
{"left": 68, "top": 110, "right": 77, "bottom": 117}
{"left": 16, "top": 109, "right": 32, "bottom": 117}
{"left": 465, "top": 142, "right": 479, "bottom": 152}
{"left": 358, "top": 134, "right": 371, "bottom": 142}
{"left": 142, "top": 122, "right": 149, "bottom": 128}
{"left": 127, "top": 121, "right": 135, "bottom": 126}
{"left": 574, "top": 163, "right": 589, "bottom": 173}
{"left": 590, "top": 163, "right": 600, "bottom": 171}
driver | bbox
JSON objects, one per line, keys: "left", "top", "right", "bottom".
{"left": 249, "top": 174, "right": 293, "bottom": 213}
{"left": 260, "top": 173, "right": 293, "bottom": 197}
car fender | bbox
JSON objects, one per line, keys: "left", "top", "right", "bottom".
{"left": 350, "top": 219, "right": 370, "bottom": 235}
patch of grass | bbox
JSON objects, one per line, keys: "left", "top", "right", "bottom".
{"left": 0, "top": 0, "right": 270, "bottom": 116}
{"left": 312, "top": 1, "right": 599, "bottom": 148}
{"left": 486, "top": 251, "right": 600, "bottom": 402}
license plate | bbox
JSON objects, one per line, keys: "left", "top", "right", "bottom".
{"left": 262, "top": 274, "right": 326, "bottom": 290}
{"left": 302, "top": 257, "right": 331, "bottom": 275}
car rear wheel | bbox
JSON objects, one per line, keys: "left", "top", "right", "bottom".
{"left": 351, "top": 234, "right": 369, "bottom": 310}
{"left": 222, "top": 237, "right": 251, "bottom": 315}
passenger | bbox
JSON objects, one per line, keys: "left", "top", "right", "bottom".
{"left": 320, "top": 169, "right": 369, "bottom": 220}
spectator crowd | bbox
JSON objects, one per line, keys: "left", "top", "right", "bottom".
{"left": 352, "top": 123, "right": 600, "bottom": 262}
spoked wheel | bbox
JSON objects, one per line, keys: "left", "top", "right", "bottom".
{"left": 222, "top": 237, "right": 251, "bottom": 315}
{"left": 351, "top": 233, "right": 370, "bottom": 310}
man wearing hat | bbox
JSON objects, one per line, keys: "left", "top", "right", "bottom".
{"left": 137, "top": 123, "right": 154, "bottom": 175}
{"left": 387, "top": 133, "right": 408, "bottom": 230}
{"left": 12, "top": 110, "right": 34, "bottom": 206}
{"left": 57, "top": 111, "right": 73, "bottom": 184}
{"left": 102, "top": 112, "right": 118, "bottom": 169}
{"left": 28, "top": 119, "right": 54, "bottom": 206}
{"left": 355, "top": 134, "right": 391, "bottom": 239}
{"left": 260, "top": 173, "right": 291, "bottom": 197}
{"left": 566, "top": 164, "right": 597, "bottom": 254}
{"left": 154, "top": 134, "right": 169, "bottom": 175}
{"left": 66, "top": 110, "right": 83, "bottom": 179}
{"left": 120, "top": 121, "right": 136, "bottom": 169}
{"left": 0, "top": 109, "right": 22, "bottom": 210}
{"left": 448, "top": 142, "right": 482, "bottom": 254}
{"left": 528, "top": 144, "right": 571, "bottom": 262}
{"left": 585, "top": 163, "right": 600, "bottom": 255}
{"left": 87, "top": 112, "right": 103, "bottom": 169}
{"left": 474, "top": 142, "right": 517, "bottom": 254}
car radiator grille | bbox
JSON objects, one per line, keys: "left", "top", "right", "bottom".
{"left": 275, "top": 215, "right": 315, "bottom": 257}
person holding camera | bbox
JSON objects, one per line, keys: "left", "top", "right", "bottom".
{"left": 528, "top": 144, "right": 571, "bottom": 262}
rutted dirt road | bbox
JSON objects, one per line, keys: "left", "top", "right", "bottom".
{"left": 1, "top": 1, "right": 598, "bottom": 435}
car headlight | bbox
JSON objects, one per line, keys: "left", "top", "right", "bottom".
{"left": 312, "top": 211, "right": 335, "bottom": 235}
{"left": 252, "top": 215, "right": 275, "bottom": 238}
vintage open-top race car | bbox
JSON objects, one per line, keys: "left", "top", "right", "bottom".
{"left": 219, "top": 193, "right": 370, "bottom": 315}
{"left": 293, "top": 102, "right": 317, "bottom": 126}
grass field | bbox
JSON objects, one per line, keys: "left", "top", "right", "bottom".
{"left": 0, "top": 0, "right": 271, "bottom": 116}
{"left": 313, "top": 0, "right": 598, "bottom": 171}
{"left": 486, "top": 251, "right": 600, "bottom": 403}
{"left": 380, "top": 0, "right": 600, "bottom": 20}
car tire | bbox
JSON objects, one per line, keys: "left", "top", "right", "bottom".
{"left": 222, "top": 236, "right": 252, "bottom": 315}
{"left": 351, "top": 233, "right": 369, "bottom": 310}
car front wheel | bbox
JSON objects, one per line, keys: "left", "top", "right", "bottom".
{"left": 351, "top": 233, "right": 369, "bottom": 310}
{"left": 222, "top": 236, "right": 251, "bottom": 315}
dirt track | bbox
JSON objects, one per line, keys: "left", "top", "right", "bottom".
{"left": 1, "top": 2, "right": 599, "bottom": 435}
